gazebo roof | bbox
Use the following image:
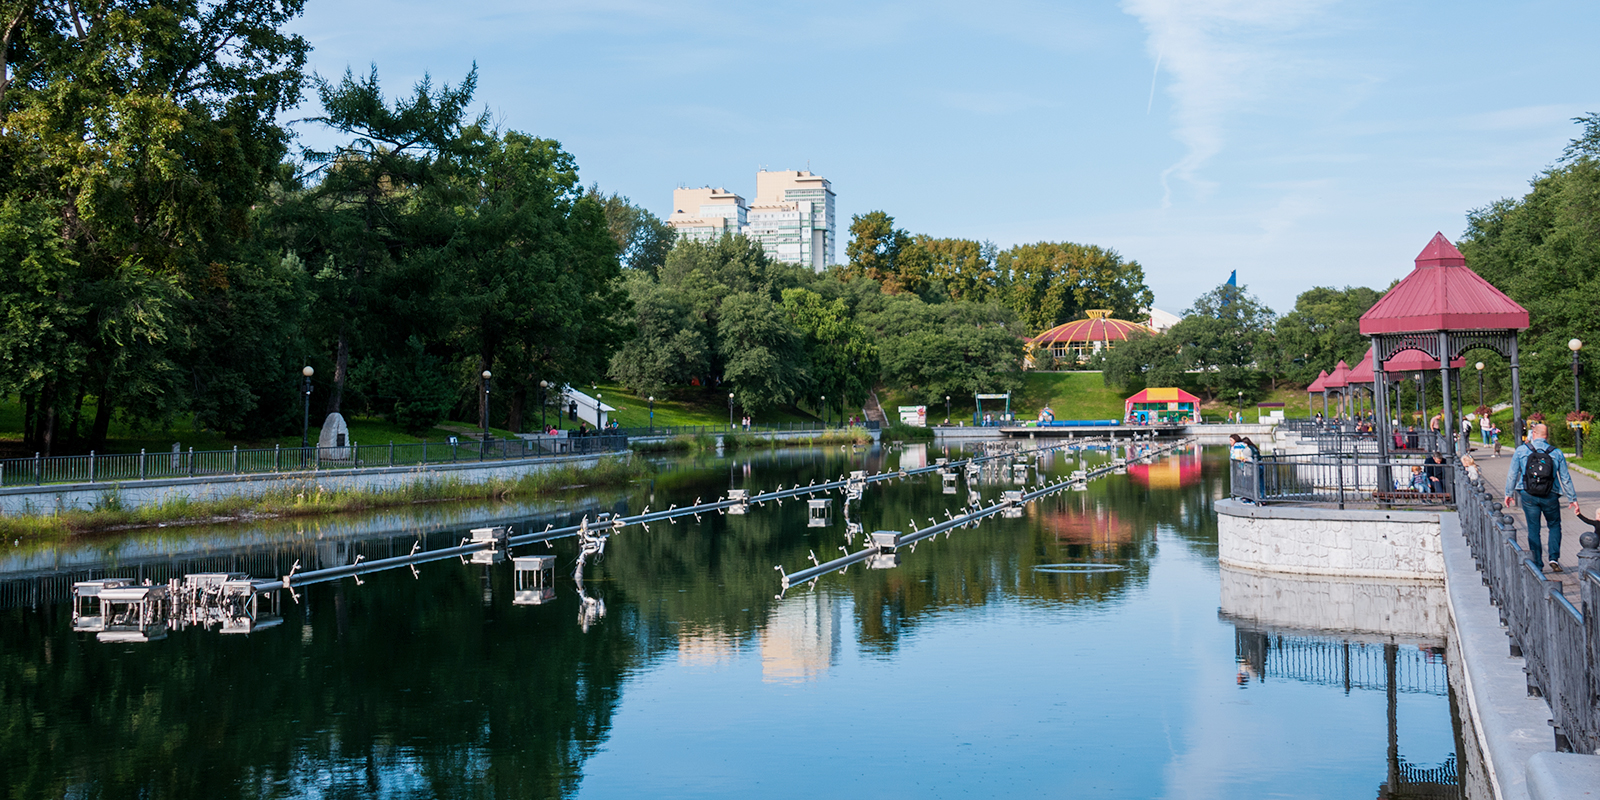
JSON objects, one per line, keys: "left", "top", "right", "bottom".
{"left": 1346, "top": 350, "right": 1375, "bottom": 384}
{"left": 1306, "top": 370, "right": 1329, "bottom": 393}
{"left": 1030, "top": 310, "right": 1153, "bottom": 347}
{"left": 1323, "top": 360, "right": 1352, "bottom": 389}
{"left": 1124, "top": 387, "right": 1201, "bottom": 406}
{"left": 1359, "top": 233, "right": 1529, "bottom": 334}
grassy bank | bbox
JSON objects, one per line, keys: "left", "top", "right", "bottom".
{"left": 0, "top": 457, "right": 648, "bottom": 539}
{"left": 630, "top": 428, "right": 874, "bottom": 454}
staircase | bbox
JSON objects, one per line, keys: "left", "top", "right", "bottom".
{"left": 864, "top": 391, "right": 889, "bottom": 424}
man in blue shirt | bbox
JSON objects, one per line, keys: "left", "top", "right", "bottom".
{"left": 1504, "top": 424, "right": 1580, "bottom": 572}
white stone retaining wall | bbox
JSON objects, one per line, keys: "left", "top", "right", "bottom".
{"left": 1216, "top": 498, "right": 1443, "bottom": 580}
{"left": 0, "top": 451, "right": 629, "bottom": 515}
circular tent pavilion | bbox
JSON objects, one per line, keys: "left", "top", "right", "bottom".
{"left": 1028, "top": 310, "right": 1153, "bottom": 365}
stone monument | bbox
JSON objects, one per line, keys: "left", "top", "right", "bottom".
{"left": 318, "top": 412, "right": 351, "bottom": 460}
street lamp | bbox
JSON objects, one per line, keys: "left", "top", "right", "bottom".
{"left": 481, "top": 370, "right": 492, "bottom": 451}
{"left": 300, "top": 366, "right": 314, "bottom": 449}
{"left": 1236, "top": 391, "right": 1243, "bottom": 422}
{"left": 648, "top": 396, "right": 655, "bottom": 433}
{"left": 1571, "top": 339, "right": 1584, "bottom": 458}
{"left": 821, "top": 395, "right": 827, "bottom": 428}
{"left": 728, "top": 392, "right": 735, "bottom": 428}
{"left": 1475, "top": 362, "right": 1484, "bottom": 409}
{"left": 945, "top": 394, "right": 951, "bottom": 425}
{"left": 539, "top": 380, "right": 549, "bottom": 431}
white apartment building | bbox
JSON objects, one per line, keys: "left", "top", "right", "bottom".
{"left": 666, "top": 169, "right": 835, "bottom": 272}
{"left": 665, "top": 187, "right": 748, "bottom": 243}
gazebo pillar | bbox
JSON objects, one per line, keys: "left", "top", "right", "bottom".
{"left": 1437, "top": 332, "right": 1453, "bottom": 453}
{"left": 1510, "top": 337, "right": 1524, "bottom": 441}
{"left": 1372, "top": 341, "right": 1393, "bottom": 491}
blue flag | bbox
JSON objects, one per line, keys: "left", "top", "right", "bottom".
{"left": 1226, "top": 270, "right": 1237, "bottom": 287}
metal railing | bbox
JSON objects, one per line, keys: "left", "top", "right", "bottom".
{"left": 1455, "top": 469, "right": 1600, "bottom": 753}
{"left": 1230, "top": 452, "right": 1455, "bottom": 508}
{"left": 615, "top": 421, "right": 854, "bottom": 438}
{"left": 0, "top": 435, "right": 629, "bottom": 488}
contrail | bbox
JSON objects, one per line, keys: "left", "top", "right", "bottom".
{"left": 1146, "top": 50, "right": 1162, "bottom": 114}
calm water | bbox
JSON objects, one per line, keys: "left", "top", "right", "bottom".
{"left": 1, "top": 443, "right": 1463, "bottom": 798}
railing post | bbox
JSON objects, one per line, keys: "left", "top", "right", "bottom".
{"left": 188, "top": 447, "right": 194, "bottom": 477}
{"left": 34, "top": 452, "right": 41, "bottom": 486}
{"left": 389, "top": 441, "right": 394, "bottom": 466}
{"left": 232, "top": 445, "right": 238, "bottom": 474}
{"left": 88, "top": 450, "right": 95, "bottom": 483}
{"left": 1336, "top": 454, "right": 1345, "bottom": 510}
{"left": 275, "top": 443, "right": 280, "bottom": 472}
{"left": 1580, "top": 528, "right": 1600, "bottom": 579}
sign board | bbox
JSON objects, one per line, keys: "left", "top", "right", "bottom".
{"left": 975, "top": 393, "right": 1010, "bottom": 400}
{"left": 898, "top": 405, "right": 927, "bottom": 427}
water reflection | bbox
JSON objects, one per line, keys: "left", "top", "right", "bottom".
{"left": 0, "top": 443, "right": 1469, "bottom": 799}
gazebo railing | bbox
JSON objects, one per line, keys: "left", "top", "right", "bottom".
{"left": 1455, "top": 469, "right": 1600, "bottom": 753}
{"left": 1230, "top": 452, "right": 1455, "bottom": 508}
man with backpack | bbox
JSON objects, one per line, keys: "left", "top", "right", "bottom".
{"left": 1504, "top": 423, "right": 1580, "bottom": 572}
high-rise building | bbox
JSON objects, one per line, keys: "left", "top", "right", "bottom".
{"left": 746, "top": 170, "right": 834, "bottom": 272}
{"left": 665, "top": 186, "right": 747, "bottom": 243}
{"left": 665, "top": 169, "right": 835, "bottom": 271}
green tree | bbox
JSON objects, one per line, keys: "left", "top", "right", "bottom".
{"left": 914, "top": 236, "right": 1003, "bottom": 303}
{"left": 781, "top": 288, "right": 879, "bottom": 415}
{"left": 843, "top": 211, "right": 922, "bottom": 293}
{"left": 1167, "top": 282, "right": 1276, "bottom": 402}
{"left": 1101, "top": 330, "right": 1185, "bottom": 392}
{"left": 717, "top": 292, "right": 806, "bottom": 412}
{"left": 590, "top": 186, "right": 676, "bottom": 275}
{"left": 607, "top": 271, "right": 710, "bottom": 396}
{"left": 1271, "top": 286, "right": 1383, "bottom": 387}
{"left": 864, "top": 294, "right": 1025, "bottom": 403}
{"left": 997, "top": 242, "right": 1154, "bottom": 334}
{"left": 0, "top": 0, "right": 309, "bottom": 452}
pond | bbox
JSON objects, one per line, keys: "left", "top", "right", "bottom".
{"left": 0, "top": 442, "right": 1466, "bottom": 798}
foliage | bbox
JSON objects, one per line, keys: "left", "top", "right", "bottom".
{"left": 998, "top": 242, "right": 1154, "bottom": 334}
{"left": 1165, "top": 282, "right": 1276, "bottom": 402}
{"left": 781, "top": 288, "right": 879, "bottom": 413}
{"left": 842, "top": 210, "right": 922, "bottom": 293}
{"left": 1460, "top": 117, "right": 1600, "bottom": 419}
{"left": 1101, "top": 330, "right": 1185, "bottom": 392}
{"left": 863, "top": 294, "right": 1025, "bottom": 404}
{"left": 1270, "top": 286, "right": 1383, "bottom": 386}
{"left": 591, "top": 185, "right": 675, "bottom": 274}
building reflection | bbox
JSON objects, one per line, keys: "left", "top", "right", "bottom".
{"left": 1126, "top": 447, "right": 1202, "bottom": 490}
{"left": 760, "top": 590, "right": 842, "bottom": 684}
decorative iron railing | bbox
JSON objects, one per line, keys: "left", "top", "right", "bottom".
{"left": 1229, "top": 452, "right": 1454, "bottom": 508}
{"left": 1455, "top": 469, "right": 1600, "bottom": 753}
{"left": 0, "top": 435, "right": 629, "bottom": 488}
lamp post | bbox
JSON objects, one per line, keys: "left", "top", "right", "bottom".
{"left": 1571, "top": 339, "right": 1584, "bottom": 458}
{"left": 945, "top": 394, "right": 951, "bottom": 425}
{"left": 728, "top": 392, "right": 735, "bottom": 428}
{"left": 481, "top": 370, "right": 492, "bottom": 451}
{"left": 821, "top": 395, "right": 827, "bottom": 428}
{"left": 300, "top": 366, "right": 314, "bottom": 449}
{"left": 1236, "top": 391, "right": 1243, "bottom": 422}
{"left": 1475, "top": 362, "right": 1484, "bottom": 410}
{"left": 539, "top": 380, "right": 548, "bottom": 431}
{"left": 648, "top": 396, "right": 655, "bottom": 433}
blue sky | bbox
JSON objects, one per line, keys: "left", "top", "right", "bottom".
{"left": 287, "top": 0, "right": 1600, "bottom": 315}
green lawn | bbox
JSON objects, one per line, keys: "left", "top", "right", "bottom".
{"left": 576, "top": 383, "right": 821, "bottom": 429}
{"left": 880, "top": 372, "right": 1129, "bottom": 424}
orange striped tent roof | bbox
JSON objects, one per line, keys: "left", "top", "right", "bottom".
{"left": 1029, "top": 310, "right": 1153, "bottom": 347}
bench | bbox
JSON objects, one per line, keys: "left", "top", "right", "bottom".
{"left": 1371, "top": 490, "right": 1452, "bottom": 505}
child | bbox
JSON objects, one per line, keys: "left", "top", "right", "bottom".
{"left": 1461, "top": 455, "right": 1480, "bottom": 483}
{"left": 1409, "top": 465, "right": 1430, "bottom": 492}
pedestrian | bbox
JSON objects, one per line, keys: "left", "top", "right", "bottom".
{"left": 1406, "top": 425, "right": 1419, "bottom": 451}
{"left": 1424, "top": 452, "right": 1447, "bottom": 493}
{"left": 1504, "top": 423, "right": 1580, "bottom": 572}
{"left": 1462, "top": 455, "right": 1480, "bottom": 482}
{"left": 1409, "top": 465, "right": 1430, "bottom": 492}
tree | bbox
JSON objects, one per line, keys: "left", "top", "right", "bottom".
{"left": 607, "top": 272, "right": 709, "bottom": 396}
{"left": 1167, "top": 282, "right": 1276, "bottom": 402}
{"left": 781, "top": 288, "right": 879, "bottom": 415}
{"left": 864, "top": 294, "right": 1025, "bottom": 404}
{"left": 0, "top": 0, "right": 310, "bottom": 452}
{"left": 997, "top": 242, "right": 1154, "bottom": 334}
{"left": 1271, "top": 286, "right": 1383, "bottom": 387}
{"left": 1461, "top": 114, "right": 1600, "bottom": 419}
{"left": 717, "top": 292, "right": 806, "bottom": 412}
{"left": 1101, "top": 330, "right": 1185, "bottom": 392}
{"left": 286, "top": 65, "right": 482, "bottom": 415}
{"left": 843, "top": 211, "right": 922, "bottom": 293}
{"left": 914, "top": 236, "right": 1002, "bottom": 303}
{"left": 590, "top": 186, "right": 675, "bottom": 275}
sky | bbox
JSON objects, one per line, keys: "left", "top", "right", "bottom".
{"left": 286, "top": 0, "right": 1600, "bottom": 315}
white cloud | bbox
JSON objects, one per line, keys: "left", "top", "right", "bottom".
{"left": 1120, "top": 0, "right": 1339, "bottom": 204}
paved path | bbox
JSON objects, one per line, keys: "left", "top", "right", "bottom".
{"left": 1473, "top": 446, "right": 1594, "bottom": 605}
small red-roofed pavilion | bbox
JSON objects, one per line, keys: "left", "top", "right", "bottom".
{"left": 1306, "top": 370, "right": 1329, "bottom": 418}
{"left": 1346, "top": 350, "right": 1374, "bottom": 418}
{"left": 1324, "top": 360, "right": 1352, "bottom": 418}
{"left": 1358, "top": 232, "right": 1530, "bottom": 460}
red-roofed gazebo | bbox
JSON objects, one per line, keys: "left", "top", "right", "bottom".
{"left": 1324, "top": 360, "right": 1352, "bottom": 418}
{"left": 1359, "top": 232, "right": 1530, "bottom": 461}
{"left": 1306, "top": 370, "right": 1329, "bottom": 418}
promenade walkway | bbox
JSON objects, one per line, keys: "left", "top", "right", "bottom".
{"left": 1471, "top": 447, "right": 1592, "bottom": 606}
